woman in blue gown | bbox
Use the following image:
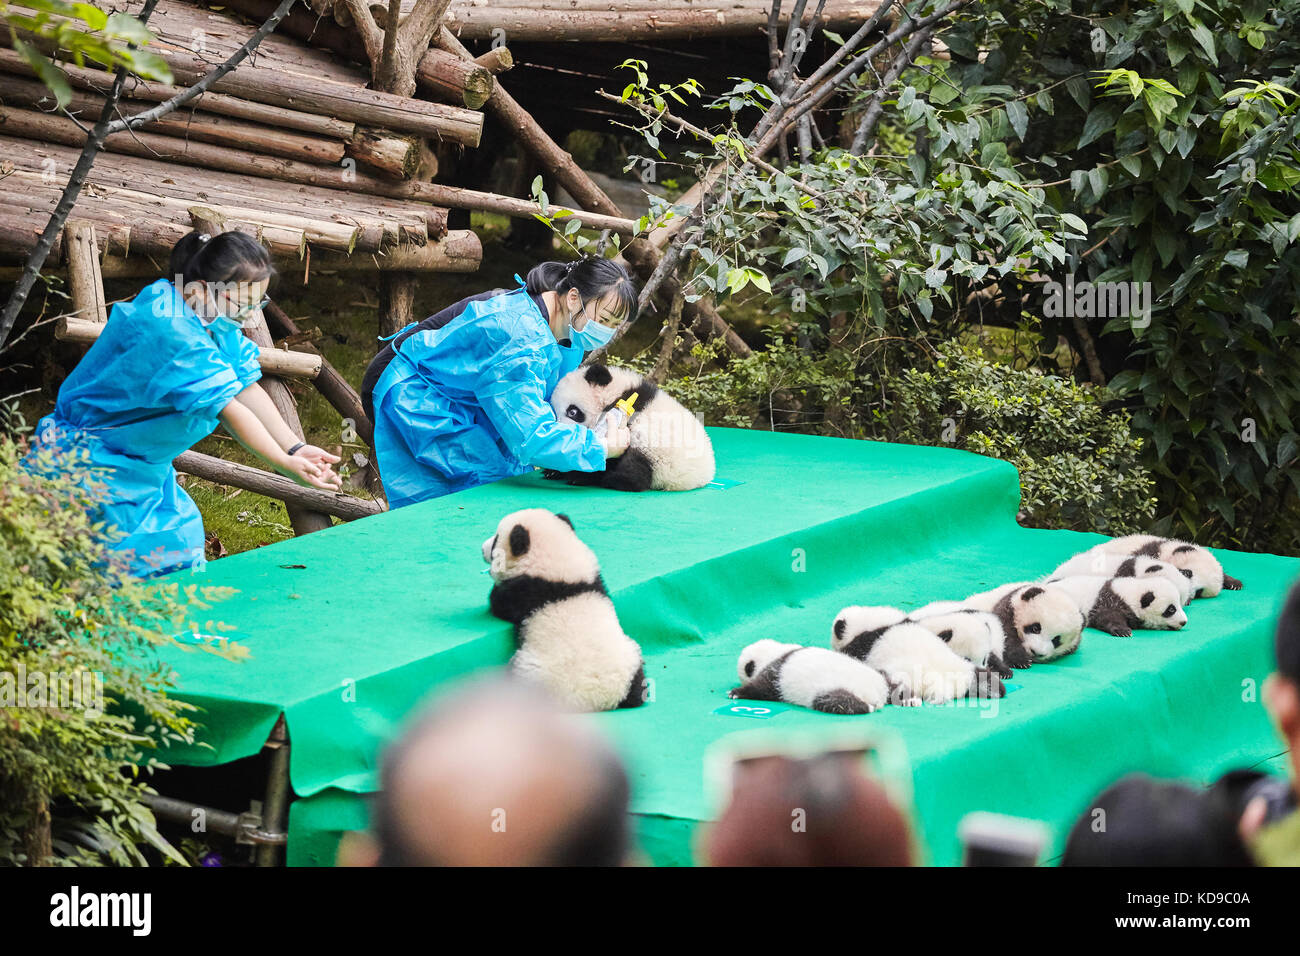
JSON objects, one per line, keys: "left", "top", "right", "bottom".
{"left": 364, "top": 256, "right": 639, "bottom": 509}
{"left": 26, "top": 230, "right": 343, "bottom": 578}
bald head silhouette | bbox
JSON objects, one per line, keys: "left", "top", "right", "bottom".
{"left": 359, "top": 676, "right": 632, "bottom": 867}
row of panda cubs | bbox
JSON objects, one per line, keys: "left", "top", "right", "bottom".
{"left": 729, "top": 535, "right": 1243, "bottom": 716}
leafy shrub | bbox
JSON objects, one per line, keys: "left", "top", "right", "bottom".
{"left": 872, "top": 341, "right": 1158, "bottom": 533}
{"left": 0, "top": 423, "right": 241, "bottom": 866}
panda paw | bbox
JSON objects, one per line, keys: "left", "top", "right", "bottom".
{"left": 1110, "top": 627, "right": 1133, "bottom": 637}
{"left": 1224, "top": 575, "right": 1244, "bottom": 590}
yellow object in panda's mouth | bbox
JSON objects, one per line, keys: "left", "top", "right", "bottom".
{"left": 615, "top": 392, "right": 639, "bottom": 418}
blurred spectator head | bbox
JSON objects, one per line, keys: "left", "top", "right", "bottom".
{"left": 1062, "top": 773, "right": 1255, "bottom": 866}
{"left": 340, "top": 675, "right": 632, "bottom": 866}
{"left": 702, "top": 752, "right": 914, "bottom": 866}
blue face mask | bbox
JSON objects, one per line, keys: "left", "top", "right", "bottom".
{"left": 566, "top": 297, "right": 617, "bottom": 350}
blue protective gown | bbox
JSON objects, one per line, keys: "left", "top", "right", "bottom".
{"left": 370, "top": 276, "right": 606, "bottom": 509}
{"left": 25, "top": 278, "right": 262, "bottom": 578}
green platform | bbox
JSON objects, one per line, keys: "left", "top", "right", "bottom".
{"left": 156, "top": 428, "right": 1299, "bottom": 865}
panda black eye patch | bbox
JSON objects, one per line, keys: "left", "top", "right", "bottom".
{"left": 1163, "top": 605, "right": 1176, "bottom": 617}
{"left": 938, "top": 630, "right": 953, "bottom": 641}
{"left": 1024, "top": 622, "right": 1042, "bottom": 634}
{"left": 566, "top": 405, "right": 585, "bottom": 423}
{"left": 1181, "top": 569, "right": 1193, "bottom": 578}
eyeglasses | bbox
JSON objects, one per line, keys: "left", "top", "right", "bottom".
{"left": 225, "top": 295, "right": 271, "bottom": 319}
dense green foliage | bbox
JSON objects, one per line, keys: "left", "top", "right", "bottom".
{"left": 609, "top": 0, "right": 1299, "bottom": 552}
{"left": 0, "top": 424, "right": 241, "bottom": 865}
{"left": 875, "top": 340, "right": 1158, "bottom": 533}
{"left": 926, "top": 0, "right": 1300, "bottom": 549}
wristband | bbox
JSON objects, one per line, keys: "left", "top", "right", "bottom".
{"left": 287, "top": 442, "right": 306, "bottom": 456}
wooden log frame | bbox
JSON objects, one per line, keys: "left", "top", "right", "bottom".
{"left": 0, "top": 134, "right": 445, "bottom": 242}
{"left": 2, "top": 164, "right": 388, "bottom": 256}
{"left": 175, "top": 451, "right": 382, "bottom": 520}
{"left": 55, "top": 314, "right": 323, "bottom": 378}
{"left": 0, "top": 73, "right": 348, "bottom": 166}
{"left": 1, "top": 26, "right": 484, "bottom": 148}
{"left": 0, "top": 113, "right": 630, "bottom": 239}
{"left": 0, "top": 46, "right": 356, "bottom": 140}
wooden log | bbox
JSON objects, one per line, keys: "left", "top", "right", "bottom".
{"left": 55, "top": 314, "right": 322, "bottom": 378}
{"left": 262, "top": 299, "right": 374, "bottom": 448}
{"left": 439, "top": 1, "right": 886, "bottom": 41}
{"left": 473, "top": 47, "right": 514, "bottom": 75}
{"left": 415, "top": 48, "right": 494, "bottom": 109}
{"left": 64, "top": 221, "right": 106, "bottom": 324}
{"left": 0, "top": 74, "right": 346, "bottom": 165}
{"left": 0, "top": 135, "right": 435, "bottom": 244}
{"left": 307, "top": 229, "right": 481, "bottom": 272}
{"left": 174, "top": 450, "right": 382, "bottom": 520}
{"left": 347, "top": 128, "right": 421, "bottom": 180}
{"left": 379, "top": 274, "right": 417, "bottom": 338}
{"left": 0, "top": 208, "right": 65, "bottom": 264}
{"left": 0, "top": 46, "right": 356, "bottom": 140}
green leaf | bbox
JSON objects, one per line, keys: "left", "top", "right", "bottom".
{"left": 1188, "top": 18, "right": 1218, "bottom": 65}
{"left": 1005, "top": 99, "right": 1029, "bottom": 141}
{"left": 13, "top": 39, "right": 72, "bottom": 111}
{"left": 1078, "top": 108, "right": 1115, "bottom": 149}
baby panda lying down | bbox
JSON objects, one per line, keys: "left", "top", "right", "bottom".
{"left": 483, "top": 508, "right": 647, "bottom": 712}
{"left": 1050, "top": 551, "right": 1193, "bottom": 605}
{"left": 545, "top": 363, "right": 715, "bottom": 492}
{"left": 730, "top": 640, "right": 889, "bottom": 714}
{"left": 1089, "top": 534, "right": 1243, "bottom": 598}
{"left": 832, "top": 606, "right": 1005, "bottom": 705}
{"left": 1045, "top": 574, "right": 1187, "bottom": 637}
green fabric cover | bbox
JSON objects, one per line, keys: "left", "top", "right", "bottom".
{"left": 155, "top": 428, "right": 1299, "bottom": 866}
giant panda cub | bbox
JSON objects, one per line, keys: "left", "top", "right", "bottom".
{"left": 482, "top": 508, "right": 647, "bottom": 712}
{"left": 1091, "top": 534, "right": 1242, "bottom": 598}
{"left": 546, "top": 363, "right": 715, "bottom": 492}
{"left": 831, "top": 606, "right": 1005, "bottom": 705}
{"left": 963, "top": 582, "right": 1086, "bottom": 665}
{"left": 730, "top": 640, "right": 889, "bottom": 715}
{"left": 1049, "top": 551, "right": 1193, "bottom": 605}
{"left": 906, "top": 603, "right": 1015, "bottom": 678}
{"left": 1045, "top": 574, "right": 1187, "bottom": 637}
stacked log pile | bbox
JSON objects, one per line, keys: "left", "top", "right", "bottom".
{"left": 0, "top": 0, "right": 485, "bottom": 273}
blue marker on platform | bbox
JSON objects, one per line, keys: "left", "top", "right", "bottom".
{"left": 707, "top": 477, "right": 745, "bottom": 490}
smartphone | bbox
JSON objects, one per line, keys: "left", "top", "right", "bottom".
{"left": 959, "top": 811, "right": 1049, "bottom": 866}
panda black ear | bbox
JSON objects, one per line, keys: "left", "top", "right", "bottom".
{"left": 938, "top": 629, "right": 954, "bottom": 641}
{"left": 584, "top": 364, "right": 613, "bottom": 386}
{"left": 1140, "top": 590, "right": 1155, "bottom": 608}
{"left": 833, "top": 618, "right": 846, "bottom": 641}
{"left": 509, "top": 524, "right": 530, "bottom": 557}
{"left": 1021, "top": 586, "right": 1044, "bottom": 601}
{"left": 555, "top": 513, "right": 574, "bottom": 530}
{"left": 744, "top": 660, "right": 756, "bottom": 678}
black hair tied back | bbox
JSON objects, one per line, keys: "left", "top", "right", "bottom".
{"left": 168, "top": 229, "right": 276, "bottom": 298}
{"left": 523, "top": 253, "right": 640, "bottom": 329}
